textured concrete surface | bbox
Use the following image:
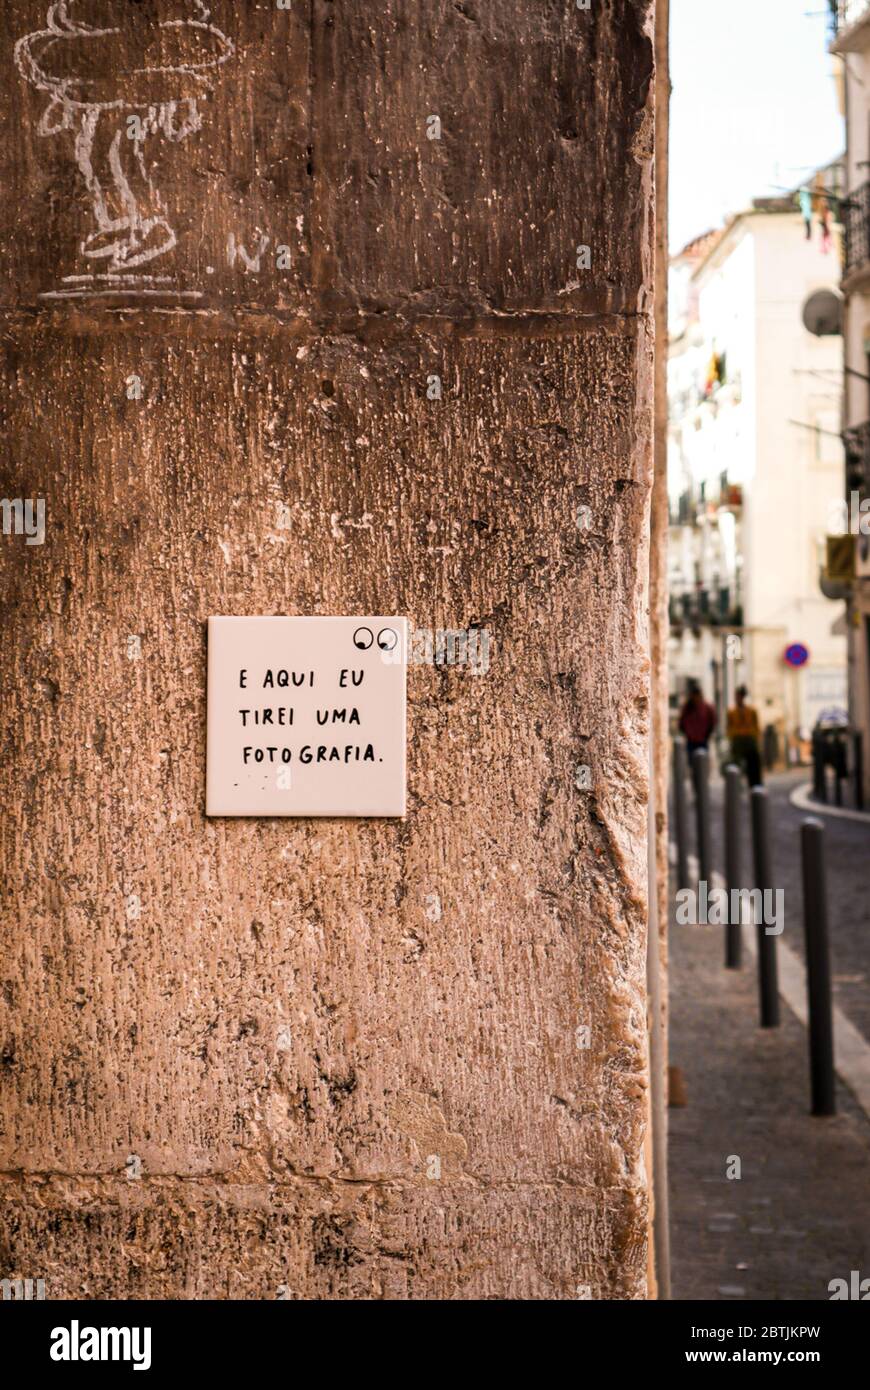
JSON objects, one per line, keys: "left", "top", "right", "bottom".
{"left": 0, "top": 0, "right": 656, "bottom": 1298}
{"left": 651, "top": 0, "right": 670, "bottom": 1026}
{"left": 1, "top": 0, "right": 654, "bottom": 316}
{"left": 646, "top": 0, "right": 670, "bottom": 1300}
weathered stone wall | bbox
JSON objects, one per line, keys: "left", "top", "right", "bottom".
{"left": 648, "top": 0, "right": 670, "bottom": 1299}
{"left": 0, "top": 0, "right": 656, "bottom": 1299}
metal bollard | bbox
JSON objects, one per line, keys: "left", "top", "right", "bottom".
{"left": 724, "top": 764, "right": 742, "bottom": 970}
{"left": 763, "top": 723, "right": 778, "bottom": 771}
{"left": 692, "top": 747, "right": 712, "bottom": 892}
{"left": 834, "top": 746, "right": 844, "bottom": 807}
{"left": 750, "top": 786, "right": 780, "bottom": 1028}
{"left": 673, "top": 738, "right": 690, "bottom": 892}
{"left": 800, "top": 819, "right": 836, "bottom": 1116}
{"left": 812, "top": 732, "right": 827, "bottom": 804}
{"left": 854, "top": 731, "right": 864, "bottom": 813}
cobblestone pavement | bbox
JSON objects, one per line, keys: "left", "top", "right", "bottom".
{"left": 668, "top": 880, "right": 870, "bottom": 1300}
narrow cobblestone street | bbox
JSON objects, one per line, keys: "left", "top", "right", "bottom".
{"left": 712, "top": 769, "right": 870, "bottom": 1042}
{"left": 669, "top": 768, "right": 870, "bottom": 1300}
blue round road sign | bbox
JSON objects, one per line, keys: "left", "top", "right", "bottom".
{"left": 784, "top": 643, "right": 810, "bottom": 668}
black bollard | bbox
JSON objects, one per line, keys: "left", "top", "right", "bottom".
{"left": 854, "top": 731, "right": 864, "bottom": 813}
{"left": 812, "top": 731, "right": 827, "bottom": 803}
{"left": 724, "top": 764, "right": 742, "bottom": 969}
{"left": 692, "top": 747, "right": 712, "bottom": 892}
{"left": 673, "top": 738, "right": 690, "bottom": 892}
{"left": 750, "top": 786, "right": 780, "bottom": 1027}
{"left": 763, "top": 723, "right": 778, "bottom": 771}
{"left": 834, "top": 740, "right": 844, "bottom": 807}
{"left": 800, "top": 819, "right": 836, "bottom": 1116}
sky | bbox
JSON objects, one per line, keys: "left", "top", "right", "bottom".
{"left": 669, "top": 0, "right": 845, "bottom": 253}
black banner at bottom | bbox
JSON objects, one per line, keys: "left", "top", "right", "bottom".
{"left": 1, "top": 1298, "right": 865, "bottom": 1376}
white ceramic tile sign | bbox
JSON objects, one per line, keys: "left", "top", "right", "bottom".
{"left": 206, "top": 616, "right": 407, "bottom": 817}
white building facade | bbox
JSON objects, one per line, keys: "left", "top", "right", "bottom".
{"left": 832, "top": 2, "right": 870, "bottom": 799}
{"left": 668, "top": 204, "right": 848, "bottom": 763}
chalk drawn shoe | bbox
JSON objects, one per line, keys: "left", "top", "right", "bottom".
{"left": 81, "top": 224, "right": 130, "bottom": 260}
{"left": 112, "top": 218, "right": 176, "bottom": 269}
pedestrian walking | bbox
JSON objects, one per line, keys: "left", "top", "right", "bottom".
{"left": 678, "top": 680, "right": 716, "bottom": 760}
{"left": 728, "top": 684, "right": 763, "bottom": 787}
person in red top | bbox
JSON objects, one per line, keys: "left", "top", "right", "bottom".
{"left": 678, "top": 680, "right": 716, "bottom": 758}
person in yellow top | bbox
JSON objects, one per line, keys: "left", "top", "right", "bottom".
{"left": 727, "top": 685, "right": 763, "bottom": 787}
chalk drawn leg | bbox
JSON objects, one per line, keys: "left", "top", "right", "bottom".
{"left": 107, "top": 128, "right": 175, "bottom": 269}
{"left": 74, "top": 106, "right": 125, "bottom": 254}
{"left": 74, "top": 108, "right": 176, "bottom": 271}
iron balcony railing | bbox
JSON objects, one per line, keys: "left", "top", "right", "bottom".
{"left": 667, "top": 481, "right": 744, "bottom": 528}
{"left": 668, "top": 587, "right": 742, "bottom": 631}
{"left": 842, "top": 182, "right": 870, "bottom": 276}
{"left": 843, "top": 420, "right": 870, "bottom": 493}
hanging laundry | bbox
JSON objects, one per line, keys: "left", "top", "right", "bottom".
{"left": 704, "top": 350, "right": 726, "bottom": 397}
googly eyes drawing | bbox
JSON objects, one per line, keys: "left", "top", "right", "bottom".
{"left": 352, "top": 626, "right": 400, "bottom": 654}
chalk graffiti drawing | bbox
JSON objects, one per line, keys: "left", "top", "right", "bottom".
{"left": 15, "top": 2, "right": 233, "bottom": 296}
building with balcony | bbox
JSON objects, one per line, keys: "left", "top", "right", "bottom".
{"left": 668, "top": 197, "right": 847, "bottom": 760}
{"left": 832, "top": 2, "right": 870, "bottom": 798}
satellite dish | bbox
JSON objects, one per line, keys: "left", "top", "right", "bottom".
{"left": 820, "top": 572, "right": 851, "bottom": 600}
{"left": 802, "top": 289, "right": 843, "bottom": 337}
